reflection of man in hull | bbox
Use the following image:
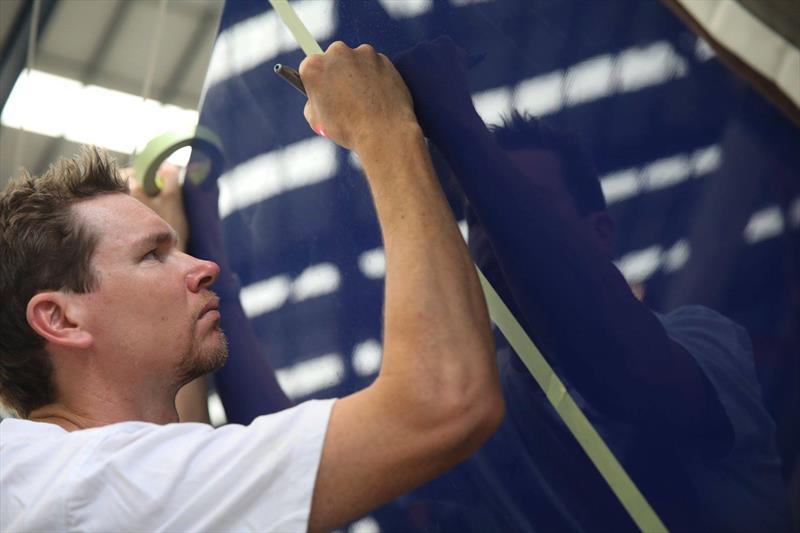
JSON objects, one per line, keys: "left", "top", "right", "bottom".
{"left": 395, "top": 39, "right": 790, "bottom": 532}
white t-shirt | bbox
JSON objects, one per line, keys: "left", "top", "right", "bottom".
{"left": 0, "top": 398, "right": 335, "bottom": 532}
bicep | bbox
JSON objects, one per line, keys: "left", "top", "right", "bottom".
{"left": 308, "top": 384, "right": 475, "bottom": 533}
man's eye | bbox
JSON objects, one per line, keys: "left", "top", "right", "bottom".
{"left": 143, "top": 249, "right": 162, "bottom": 262}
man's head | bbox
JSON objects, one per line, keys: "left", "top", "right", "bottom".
{"left": 467, "top": 112, "right": 615, "bottom": 268}
{"left": 0, "top": 148, "right": 226, "bottom": 418}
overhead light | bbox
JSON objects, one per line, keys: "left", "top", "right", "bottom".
{"left": 1, "top": 69, "right": 198, "bottom": 155}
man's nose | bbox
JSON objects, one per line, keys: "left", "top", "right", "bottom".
{"left": 186, "top": 257, "right": 220, "bottom": 292}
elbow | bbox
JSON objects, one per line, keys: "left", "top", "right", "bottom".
{"left": 472, "top": 376, "right": 505, "bottom": 442}
{"left": 460, "top": 384, "right": 505, "bottom": 460}
{"left": 447, "top": 339, "right": 505, "bottom": 456}
{"left": 436, "top": 369, "right": 505, "bottom": 462}
{"left": 473, "top": 386, "right": 505, "bottom": 447}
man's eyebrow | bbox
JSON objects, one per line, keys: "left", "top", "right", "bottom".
{"left": 133, "top": 230, "right": 178, "bottom": 249}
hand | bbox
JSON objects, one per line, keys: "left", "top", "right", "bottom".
{"left": 122, "top": 164, "right": 189, "bottom": 251}
{"left": 299, "top": 41, "right": 417, "bottom": 152}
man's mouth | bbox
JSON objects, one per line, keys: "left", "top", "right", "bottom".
{"left": 198, "top": 296, "right": 220, "bottom": 321}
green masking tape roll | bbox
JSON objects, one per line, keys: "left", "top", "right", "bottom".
{"left": 133, "top": 125, "right": 224, "bottom": 197}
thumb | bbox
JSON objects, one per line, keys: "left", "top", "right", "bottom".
{"left": 158, "top": 164, "right": 181, "bottom": 195}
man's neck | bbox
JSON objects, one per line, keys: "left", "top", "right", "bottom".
{"left": 29, "top": 398, "right": 180, "bottom": 431}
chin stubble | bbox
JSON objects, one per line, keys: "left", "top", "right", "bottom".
{"left": 176, "top": 321, "right": 229, "bottom": 385}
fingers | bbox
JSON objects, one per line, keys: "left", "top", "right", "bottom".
{"left": 121, "top": 167, "right": 146, "bottom": 200}
{"left": 298, "top": 40, "right": 415, "bottom": 151}
{"left": 121, "top": 163, "right": 182, "bottom": 199}
{"left": 158, "top": 164, "right": 181, "bottom": 197}
{"left": 303, "top": 100, "right": 324, "bottom": 137}
{"left": 303, "top": 101, "right": 314, "bottom": 131}
{"left": 354, "top": 43, "right": 377, "bottom": 61}
{"left": 119, "top": 167, "right": 135, "bottom": 181}
{"left": 327, "top": 40, "right": 349, "bottom": 55}
{"left": 298, "top": 52, "right": 323, "bottom": 80}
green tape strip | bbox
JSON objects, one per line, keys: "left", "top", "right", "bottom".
{"left": 476, "top": 269, "right": 667, "bottom": 532}
{"left": 269, "top": 0, "right": 324, "bottom": 56}
{"left": 267, "top": 1, "right": 667, "bottom": 531}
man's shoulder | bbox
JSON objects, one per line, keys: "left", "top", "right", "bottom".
{"left": 0, "top": 417, "right": 160, "bottom": 476}
{"left": 656, "top": 305, "right": 754, "bottom": 375}
{"left": 1, "top": 416, "right": 167, "bottom": 448}
{"left": 1, "top": 399, "right": 336, "bottom": 448}
{"left": 1, "top": 417, "right": 83, "bottom": 449}
{"left": 658, "top": 304, "right": 743, "bottom": 331}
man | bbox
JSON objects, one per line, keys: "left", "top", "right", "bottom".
{"left": 0, "top": 42, "right": 503, "bottom": 532}
{"left": 393, "top": 38, "right": 790, "bottom": 532}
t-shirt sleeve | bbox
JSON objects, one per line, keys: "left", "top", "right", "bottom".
{"left": 69, "top": 398, "right": 336, "bottom": 532}
{"left": 658, "top": 306, "right": 776, "bottom": 454}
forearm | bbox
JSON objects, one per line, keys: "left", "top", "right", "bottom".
{"left": 358, "top": 123, "right": 498, "bottom": 422}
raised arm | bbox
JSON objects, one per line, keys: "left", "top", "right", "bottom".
{"left": 298, "top": 42, "right": 503, "bottom": 533}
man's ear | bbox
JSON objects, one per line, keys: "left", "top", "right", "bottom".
{"left": 26, "top": 292, "right": 92, "bottom": 349}
{"left": 585, "top": 211, "right": 617, "bottom": 259}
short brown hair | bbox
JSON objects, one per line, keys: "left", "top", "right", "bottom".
{"left": 0, "top": 147, "right": 128, "bottom": 417}
{"left": 491, "top": 111, "right": 606, "bottom": 216}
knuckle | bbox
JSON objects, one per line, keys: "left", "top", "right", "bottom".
{"left": 303, "top": 102, "right": 315, "bottom": 125}
{"left": 299, "top": 55, "right": 322, "bottom": 78}
{"left": 328, "top": 40, "right": 348, "bottom": 53}
{"left": 356, "top": 43, "right": 375, "bottom": 55}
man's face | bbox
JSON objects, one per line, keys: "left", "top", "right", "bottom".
{"left": 468, "top": 148, "right": 614, "bottom": 274}
{"left": 72, "top": 193, "right": 227, "bottom": 390}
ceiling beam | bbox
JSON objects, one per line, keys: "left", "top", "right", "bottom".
{"left": 80, "top": 0, "right": 134, "bottom": 84}
{"left": 0, "top": 0, "right": 59, "bottom": 112}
